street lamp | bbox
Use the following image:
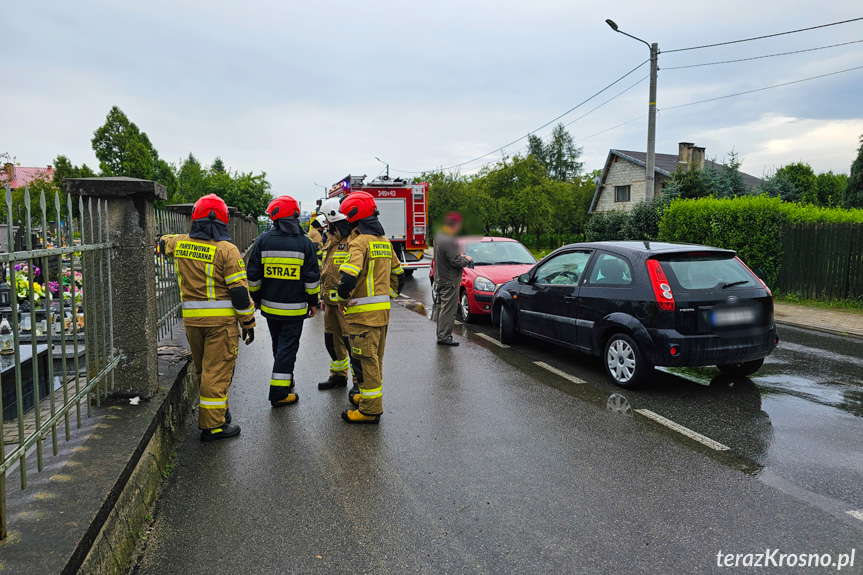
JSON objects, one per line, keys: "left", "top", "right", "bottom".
{"left": 375, "top": 157, "right": 390, "bottom": 180}
{"left": 606, "top": 19, "right": 659, "bottom": 202}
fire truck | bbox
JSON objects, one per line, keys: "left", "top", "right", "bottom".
{"left": 327, "top": 174, "right": 430, "bottom": 275}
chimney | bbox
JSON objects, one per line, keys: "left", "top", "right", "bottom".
{"left": 691, "top": 146, "right": 706, "bottom": 170}
{"left": 47, "top": 165, "right": 53, "bottom": 170}
{"left": 678, "top": 142, "right": 694, "bottom": 166}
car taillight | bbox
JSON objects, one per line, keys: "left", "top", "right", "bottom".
{"left": 646, "top": 259, "right": 675, "bottom": 311}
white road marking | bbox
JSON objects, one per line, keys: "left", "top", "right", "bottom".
{"left": 475, "top": 332, "right": 509, "bottom": 348}
{"left": 533, "top": 361, "right": 585, "bottom": 384}
{"left": 847, "top": 509, "right": 863, "bottom": 522}
{"left": 634, "top": 409, "right": 730, "bottom": 451}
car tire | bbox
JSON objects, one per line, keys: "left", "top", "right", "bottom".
{"left": 459, "top": 290, "right": 474, "bottom": 323}
{"left": 604, "top": 333, "right": 652, "bottom": 389}
{"left": 404, "top": 269, "right": 414, "bottom": 278}
{"left": 499, "top": 304, "right": 518, "bottom": 344}
{"left": 717, "top": 358, "right": 764, "bottom": 377}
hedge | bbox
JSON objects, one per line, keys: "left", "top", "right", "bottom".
{"left": 657, "top": 195, "right": 863, "bottom": 288}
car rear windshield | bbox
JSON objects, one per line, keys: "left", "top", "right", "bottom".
{"left": 659, "top": 254, "right": 758, "bottom": 291}
{"left": 464, "top": 241, "right": 535, "bottom": 266}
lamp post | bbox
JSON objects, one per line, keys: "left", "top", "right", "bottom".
{"left": 375, "top": 157, "right": 390, "bottom": 180}
{"left": 606, "top": 19, "right": 658, "bottom": 201}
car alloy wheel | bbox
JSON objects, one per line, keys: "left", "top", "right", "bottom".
{"left": 460, "top": 291, "right": 473, "bottom": 323}
{"left": 607, "top": 339, "right": 636, "bottom": 383}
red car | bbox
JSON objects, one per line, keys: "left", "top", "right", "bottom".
{"left": 430, "top": 236, "right": 536, "bottom": 322}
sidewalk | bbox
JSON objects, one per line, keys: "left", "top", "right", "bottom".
{"left": 774, "top": 302, "right": 863, "bottom": 338}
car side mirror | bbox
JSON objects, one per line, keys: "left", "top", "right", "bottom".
{"left": 517, "top": 273, "right": 531, "bottom": 284}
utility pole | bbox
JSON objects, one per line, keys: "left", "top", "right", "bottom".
{"left": 646, "top": 42, "right": 659, "bottom": 201}
{"left": 606, "top": 20, "right": 659, "bottom": 201}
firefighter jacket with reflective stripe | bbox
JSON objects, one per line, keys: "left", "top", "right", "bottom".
{"left": 338, "top": 229, "right": 404, "bottom": 327}
{"left": 308, "top": 227, "right": 324, "bottom": 259}
{"left": 164, "top": 234, "right": 256, "bottom": 329}
{"left": 246, "top": 228, "right": 321, "bottom": 321}
{"left": 321, "top": 231, "right": 350, "bottom": 303}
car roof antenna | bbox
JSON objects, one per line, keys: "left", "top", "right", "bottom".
{"left": 643, "top": 240, "right": 650, "bottom": 250}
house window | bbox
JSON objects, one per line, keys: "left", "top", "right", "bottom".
{"left": 614, "top": 185, "right": 631, "bottom": 202}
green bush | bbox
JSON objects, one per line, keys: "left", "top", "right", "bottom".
{"left": 657, "top": 195, "right": 863, "bottom": 288}
{"left": 585, "top": 210, "right": 629, "bottom": 241}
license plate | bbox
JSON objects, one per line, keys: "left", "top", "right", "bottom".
{"left": 710, "top": 308, "right": 757, "bottom": 327}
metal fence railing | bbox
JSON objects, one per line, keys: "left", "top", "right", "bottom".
{"left": 154, "top": 208, "right": 189, "bottom": 340}
{"left": 0, "top": 185, "right": 118, "bottom": 539}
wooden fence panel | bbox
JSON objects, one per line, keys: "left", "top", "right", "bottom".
{"left": 778, "top": 223, "right": 863, "bottom": 300}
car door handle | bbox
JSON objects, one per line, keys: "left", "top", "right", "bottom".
{"left": 564, "top": 296, "right": 577, "bottom": 304}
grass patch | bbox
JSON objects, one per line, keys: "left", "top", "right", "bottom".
{"left": 775, "top": 293, "right": 863, "bottom": 315}
{"left": 161, "top": 450, "right": 178, "bottom": 479}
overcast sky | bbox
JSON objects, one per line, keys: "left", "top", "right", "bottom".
{"left": 5, "top": 0, "right": 863, "bottom": 209}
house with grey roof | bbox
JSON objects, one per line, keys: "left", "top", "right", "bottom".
{"left": 589, "top": 142, "right": 762, "bottom": 213}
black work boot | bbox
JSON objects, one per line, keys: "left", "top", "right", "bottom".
{"left": 200, "top": 423, "right": 241, "bottom": 442}
{"left": 318, "top": 374, "right": 348, "bottom": 390}
{"left": 224, "top": 408, "right": 232, "bottom": 425}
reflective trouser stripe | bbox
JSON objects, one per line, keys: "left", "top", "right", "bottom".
{"left": 389, "top": 288, "right": 398, "bottom": 298}
{"left": 359, "top": 385, "right": 382, "bottom": 398}
{"left": 330, "top": 357, "right": 349, "bottom": 371}
{"left": 271, "top": 372, "right": 293, "bottom": 386}
{"left": 200, "top": 396, "right": 227, "bottom": 409}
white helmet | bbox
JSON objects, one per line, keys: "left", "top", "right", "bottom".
{"left": 320, "top": 197, "right": 346, "bottom": 223}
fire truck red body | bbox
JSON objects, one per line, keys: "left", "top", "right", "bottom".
{"left": 327, "top": 175, "right": 430, "bottom": 275}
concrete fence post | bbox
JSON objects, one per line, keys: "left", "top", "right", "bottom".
{"left": 64, "top": 177, "right": 167, "bottom": 398}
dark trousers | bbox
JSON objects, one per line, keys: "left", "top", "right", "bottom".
{"left": 266, "top": 318, "right": 304, "bottom": 401}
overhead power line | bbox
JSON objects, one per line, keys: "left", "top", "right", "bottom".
{"left": 428, "top": 59, "right": 649, "bottom": 172}
{"left": 661, "top": 63, "right": 863, "bottom": 111}
{"left": 664, "top": 16, "right": 863, "bottom": 53}
{"left": 391, "top": 63, "right": 649, "bottom": 175}
{"left": 664, "top": 38, "right": 863, "bottom": 69}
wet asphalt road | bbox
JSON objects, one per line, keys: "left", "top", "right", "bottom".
{"left": 133, "top": 273, "right": 863, "bottom": 574}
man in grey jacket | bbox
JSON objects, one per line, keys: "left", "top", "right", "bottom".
{"left": 433, "top": 212, "right": 472, "bottom": 346}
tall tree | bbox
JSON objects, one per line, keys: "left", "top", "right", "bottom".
{"left": 774, "top": 162, "right": 817, "bottom": 204}
{"left": 844, "top": 135, "right": 863, "bottom": 208}
{"left": 815, "top": 171, "right": 848, "bottom": 207}
{"left": 544, "top": 124, "right": 583, "bottom": 182}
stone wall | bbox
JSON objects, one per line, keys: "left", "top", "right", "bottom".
{"left": 594, "top": 158, "right": 668, "bottom": 213}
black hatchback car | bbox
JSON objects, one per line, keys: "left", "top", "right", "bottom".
{"left": 491, "top": 241, "right": 779, "bottom": 388}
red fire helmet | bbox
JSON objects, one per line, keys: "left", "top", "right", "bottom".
{"left": 339, "top": 191, "right": 378, "bottom": 222}
{"left": 266, "top": 196, "right": 300, "bottom": 221}
{"left": 191, "top": 194, "right": 229, "bottom": 224}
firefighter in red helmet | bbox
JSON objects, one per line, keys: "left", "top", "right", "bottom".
{"left": 247, "top": 195, "right": 321, "bottom": 407}
{"left": 162, "top": 194, "right": 256, "bottom": 442}
{"left": 334, "top": 192, "right": 404, "bottom": 424}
